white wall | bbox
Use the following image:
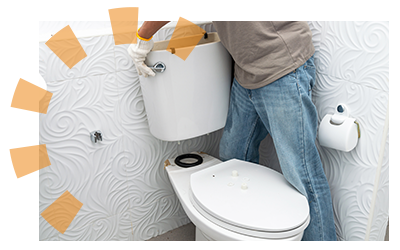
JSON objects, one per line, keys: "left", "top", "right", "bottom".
{"left": 39, "top": 21, "right": 389, "bottom": 241}
{"left": 39, "top": 22, "right": 219, "bottom": 241}
{"left": 260, "top": 21, "right": 389, "bottom": 241}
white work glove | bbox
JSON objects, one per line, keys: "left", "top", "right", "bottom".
{"left": 127, "top": 37, "right": 156, "bottom": 77}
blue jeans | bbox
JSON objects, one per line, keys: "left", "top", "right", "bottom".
{"left": 219, "top": 55, "right": 337, "bottom": 241}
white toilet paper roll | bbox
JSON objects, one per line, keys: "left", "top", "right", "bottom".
{"left": 318, "top": 114, "right": 359, "bottom": 152}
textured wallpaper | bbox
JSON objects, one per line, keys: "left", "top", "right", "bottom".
{"left": 259, "top": 21, "right": 389, "bottom": 241}
{"left": 39, "top": 22, "right": 218, "bottom": 241}
{"left": 39, "top": 21, "right": 389, "bottom": 241}
{"left": 311, "top": 21, "right": 389, "bottom": 241}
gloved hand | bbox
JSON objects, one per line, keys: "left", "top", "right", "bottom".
{"left": 127, "top": 33, "right": 155, "bottom": 77}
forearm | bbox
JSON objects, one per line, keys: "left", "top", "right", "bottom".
{"left": 138, "top": 21, "right": 170, "bottom": 39}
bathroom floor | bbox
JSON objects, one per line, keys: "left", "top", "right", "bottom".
{"left": 147, "top": 222, "right": 195, "bottom": 241}
{"left": 147, "top": 222, "right": 389, "bottom": 241}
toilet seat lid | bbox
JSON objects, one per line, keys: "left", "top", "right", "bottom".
{"left": 189, "top": 159, "right": 309, "bottom": 233}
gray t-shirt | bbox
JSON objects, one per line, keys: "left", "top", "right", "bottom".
{"left": 212, "top": 21, "right": 315, "bottom": 89}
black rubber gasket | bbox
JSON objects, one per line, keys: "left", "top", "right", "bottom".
{"left": 174, "top": 153, "right": 203, "bottom": 168}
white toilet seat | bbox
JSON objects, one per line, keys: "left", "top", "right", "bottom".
{"left": 189, "top": 190, "right": 310, "bottom": 239}
{"left": 189, "top": 158, "right": 310, "bottom": 239}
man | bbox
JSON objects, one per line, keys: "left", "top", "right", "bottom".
{"left": 128, "top": 21, "right": 337, "bottom": 241}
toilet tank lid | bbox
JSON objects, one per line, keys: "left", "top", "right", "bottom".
{"left": 189, "top": 159, "right": 309, "bottom": 232}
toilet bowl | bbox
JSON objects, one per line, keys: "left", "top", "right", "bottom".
{"left": 140, "top": 28, "right": 310, "bottom": 240}
{"left": 165, "top": 153, "right": 310, "bottom": 241}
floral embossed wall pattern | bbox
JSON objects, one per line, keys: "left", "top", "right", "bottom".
{"left": 308, "top": 21, "right": 389, "bottom": 241}
{"left": 39, "top": 22, "right": 218, "bottom": 241}
{"left": 259, "top": 21, "right": 389, "bottom": 241}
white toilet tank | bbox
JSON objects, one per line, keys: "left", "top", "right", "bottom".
{"left": 139, "top": 32, "right": 232, "bottom": 141}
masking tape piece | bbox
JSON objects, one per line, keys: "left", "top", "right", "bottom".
{"left": 45, "top": 25, "right": 87, "bottom": 69}
{"left": 11, "top": 79, "right": 53, "bottom": 114}
{"left": 38, "top": 87, "right": 53, "bottom": 114}
{"left": 41, "top": 190, "right": 83, "bottom": 234}
{"left": 109, "top": 7, "right": 139, "bottom": 45}
{"left": 39, "top": 145, "right": 51, "bottom": 170}
{"left": 10, "top": 144, "right": 51, "bottom": 178}
{"left": 167, "top": 17, "right": 205, "bottom": 60}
